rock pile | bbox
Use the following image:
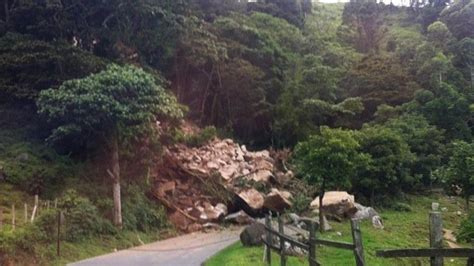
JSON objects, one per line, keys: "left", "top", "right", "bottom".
{"left": 153, "top": 137, "right": 294, "bottom": 231}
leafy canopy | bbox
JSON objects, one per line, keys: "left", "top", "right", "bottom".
{"left": 294, "top": 126, "right": 368, "bottom": 190}
{"left": 37, "top": 64, "right": 183, "bottom": 143}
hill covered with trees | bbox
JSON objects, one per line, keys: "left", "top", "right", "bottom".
{"left": 0, "top": 0, "right": 473, "bottom": 264}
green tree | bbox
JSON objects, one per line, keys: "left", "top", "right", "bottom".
{"left": 355, "top": 126, "right": 414, "bottom": 204}
{"left": 427, "top": 21, "right": 453, "bottom": 52}
{"left": 440, "top": 0, "right": 474, "bottom": 40}
{"left": 445, "top": 140, "right": 474, "bottom": 209}
{"left": 37, "top": 64, "right": 183, "bottom": 227}
{"left": 343, "top": 55, "right": 420, "bottom": 123}
{"left": 454, "top": 38, "right": 474, "bottom": 89}
{"left": 0, "top": 33, "right": 105, "bottom": 102}
{"left": 294, "top": 126, "right": 368, "bottom": 232}
{"left": 384, "top": 114, "right": 445, "bottom": 187}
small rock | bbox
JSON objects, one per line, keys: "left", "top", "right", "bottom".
{"left": 457, "top": 211, "right": 462, "bottom": 216}
{"left": 336, "top": 231, "right": 342, "bottom": 236}
{"left": 16, "top": 153, "right": 29, "bottom": 162}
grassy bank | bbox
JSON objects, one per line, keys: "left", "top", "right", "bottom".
{"left": 206, "top": 194, "right": 469, "bottom": 266}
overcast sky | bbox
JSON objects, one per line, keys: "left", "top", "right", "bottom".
{"left": 317, "top": 0, "right": 409, "bottom": 6}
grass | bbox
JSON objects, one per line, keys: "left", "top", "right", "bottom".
{"left": 206, "top": 194, "right": 470, "bottom": 266}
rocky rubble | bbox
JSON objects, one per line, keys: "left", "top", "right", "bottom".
{"left": 153, "top": 137, "right": 294, "bottom": 232}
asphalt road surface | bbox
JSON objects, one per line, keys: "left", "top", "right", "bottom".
{"left": 69, "top": 229, "right": 241, "bottom": 266}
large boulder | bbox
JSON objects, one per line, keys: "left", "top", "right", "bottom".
{"left": 263, "top": 189, "right": 292, "bottom": 212}
{"left": 238, "top": 188, "right": 264, "bottom": 210}
{"left": 310, "top": 191, "right": 357, "bottom": 218}
{"left": 240, "top": 223, "right": 266, "bottom": 246}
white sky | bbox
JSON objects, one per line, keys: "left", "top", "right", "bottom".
{"left": 317, "top": 0, "right": 408, "bottom": 6}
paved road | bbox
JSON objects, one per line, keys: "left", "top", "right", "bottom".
{"left": 69, "top": 229, "right": 241, "bottom": 266}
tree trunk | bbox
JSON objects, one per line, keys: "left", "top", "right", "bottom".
{"left": 111, "top": 133, "right": 122, "bottom": 228}
{"left": 470, "top": 66, "right": 473, "bottom": 90}
{"left": 319, "top": 178, "right": 326, "bottom": 233}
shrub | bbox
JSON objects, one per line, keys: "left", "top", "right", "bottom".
{"left": 173, "top": 126, "right": 217, "bottom": 147}
{"left": 58, "top": 189, "right": 116, "bottom": 241}
{"left": 458, "top": 213, "right": 474, "bottom": 242}
{"left": 122, "top": 186, "right": 169, "bottom": 232}
{"left": 390, "top": 202, "right": 413, "bottom": 212}
{"left": 290, "top": 193, "right": 311, "bottom": 214}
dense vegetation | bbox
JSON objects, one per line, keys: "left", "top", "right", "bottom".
{"left": 0, "top": 0, "right": 473, "bottom": 264}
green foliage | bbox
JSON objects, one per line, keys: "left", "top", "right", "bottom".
{"left": 440, "top": 0, "right": 474, "bottom": 40}
{"left": 122, "top": 186, "right": 169, "bottom": 232}
{"left": 354, "top": 125, "right": 414, "bottom": 202}
{"left": 384, "top": 114, "right": 445, "bottom": 186}
{"left": 173, "top": 126, "right": 217, "bottom": 147}
{"left": 343, "top": 55, "right": 419, "bottom": 123}
{"left": 427, "top": 21, "right": 453, "bottom": 51}
{"left": 290, "top": 193, "right": 312, "bottom": 214}
{"left": 414, "top": 83, "right": 473, "bottom": 140}
{"left": 458, "top": 212, "right": 474, "bottom": 242}
{"left": 0, "top": 33, "right": 105, "bottom": 102}
{"left": 37, "top": 64, "right": 183, "bottom": 145}
{"left": 444, "top": 141, "right": 474, "bottom": 205}
{"left": 58, "top": 190, "right": 116, "bottom": 241}
{"left": 294, "top": 126, "right": 368, "bottom": 190}
{"left": 390, "top": 202, "right": 413, "bottom": 212}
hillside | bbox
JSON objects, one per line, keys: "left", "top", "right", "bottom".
{"left": 0, "top": 0, "right": 473, "bottom": 265}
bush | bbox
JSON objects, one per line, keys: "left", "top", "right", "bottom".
{"left": 58, "top": 189, "right": 116, "bottom": 241}
{"left": 290, "top": 193, "right": 311, "bottom": 214}
{"left": 173, "top": 126, "right": 217, "bottom": 147}
{"left": 122, "top": 186, "right": 169, "bottom": 232}
{"left": 390, "top": 202, "right": 413, "bottom": 212}
{"left": 458, "top": 213, "right": 474, "bottom": 242}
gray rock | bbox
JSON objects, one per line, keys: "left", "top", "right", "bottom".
{"left": 224, "top": 210, "right": 254, "bottom": 225}
{"left": 240, "top": 223, "right": 266, "bottom": 246}
{"left": 16, "top": 153, "right": 29, "bottom": 162}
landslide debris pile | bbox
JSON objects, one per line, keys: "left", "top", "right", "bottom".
{"left": 152, "top": 137, "right": 295, "bottom": 232}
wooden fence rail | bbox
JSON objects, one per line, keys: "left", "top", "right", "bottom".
{"left": 375, "top": 203, "right": 474, "bottom": 266}
{"left": 263, "top": 214, "right": 365, "bottom": 266}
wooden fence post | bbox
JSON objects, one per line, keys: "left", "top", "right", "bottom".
{"left": 265, "top": 214, "right": 272, "bottom": 265}
{"left": 278, "top": 214, "right": 286, "bottom": 266}
{"left": 11, "top": 204, "right": 15, "bottom": 231}
{"left": 24, "top": 203, "right": 27, "bottom": 223}
{"left": 351, "top": 219, "right": 365, "bottom": 266}
{"left": 57, "top": 210, "right": 61, "bottom": 257}
{"left": 309, "top": 221, "right": 318, "bottom": 266}
{"left": 429, "top": 209, "right": 443, "bottom": 266}
{"left": 0, "top": 208, "right": 3, "bottom": 230}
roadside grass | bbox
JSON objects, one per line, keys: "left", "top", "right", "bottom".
{"left": 206, "top": 194, "right": 470, "bottom": 266}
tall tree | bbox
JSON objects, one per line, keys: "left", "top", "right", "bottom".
{"left": 445, "top": 140, "right": 474, "bottom": 209}
{"left": 294, "top": 127, "right": 368, "bottom": 232}
{"left": 37, "top": 64, "right": 183, "bottom": 227}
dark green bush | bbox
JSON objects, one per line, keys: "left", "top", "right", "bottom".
{"left": 390, "top": 202, "right": 413, "bottom": 212}
{"left": 458, "top": 212, "right": 474, "bottom": 242}
{"left": 122, "top": 186, "right": 169, "bottom": 232}
{"left": 58, "top": 189, "right": 116, "bottom": 241}
{"left": 290, "top": 193, "right": 311, "bottom": 214}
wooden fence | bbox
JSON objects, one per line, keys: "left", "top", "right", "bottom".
{"left": 263, "top": 214, "right": 365, "bottom": 266}
{"left": 0, "top": 195, "right": 64, "bottom": 257}
{"left": 376, "top": 205, "right": 474, "bottom": 266}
